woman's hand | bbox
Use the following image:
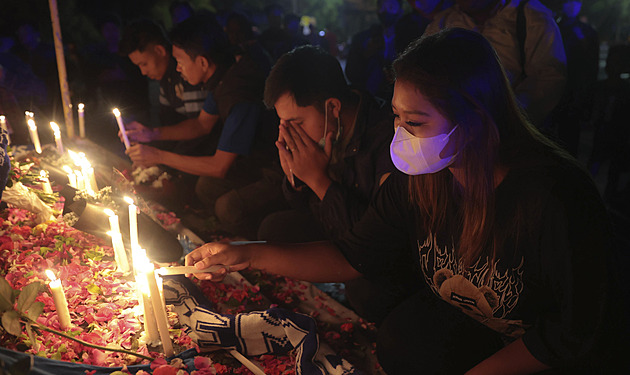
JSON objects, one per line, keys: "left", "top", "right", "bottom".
{"left": 185, "top": 242, "right": 251, "bottom": 282}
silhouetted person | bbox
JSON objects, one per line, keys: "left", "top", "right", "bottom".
{"left": 553, "top": 0, "right": 599, "bottom": 156}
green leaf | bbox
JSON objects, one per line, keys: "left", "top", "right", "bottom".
{"left": 86, "top": 284, "right": 102, "bottom": 295}
{"left": 0, "top": 277, "right": 14, "bottom": 312}
{"left": 16, "top": 282, "right": 41, "bottom": 313}
{"left": 2, "top": 310, "right": 22, "bottom": 336}
{"left": 25, "top": 301, "right": 44, "bottom": 321}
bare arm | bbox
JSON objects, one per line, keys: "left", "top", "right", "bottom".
{"left": 154, "top": 149, "right": 237, "bottom": 177}
{"left": 156, "top": 110, "right": 220, "bottom": 141}
{"left": 185, "top": 241, "right": 362, "bottom": 283}
{"left": 465, "top": 338, "right": 549, "bottom": 375}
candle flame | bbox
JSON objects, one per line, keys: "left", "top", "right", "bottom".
{"left": 62, "top": 165, "right": 73, "bottom": 174}
{"left": 40, "top": 170, "right": 47, "bottom": 178}
{"left": 50, "top": 122, "right": 60, "bottom": 133}
{"left": 0, "top": 115, "right": 5, "bottom": 121}
{"left": 27, "top": 119, "right": 36, "bottom": 130}
{"left": 123, "top": 196, "right": 134, "bottom": 205}
{"left": 45, "top": 269, "right": 57, "bottom": 281}
{"left": 78, "top": 103, "right": 84, "bottom": 110}
{"left": 104, "top": 208, "right": 115, "bottom": 217}
{"left": 113, "top": 108, "right": 121, "bottom": 117}
{"left": 132, "top": 247, "right": 153, "bottom": 274}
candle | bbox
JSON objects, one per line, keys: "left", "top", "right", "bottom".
{"left": 0, "top": 115, "right": 10, "bottom": 145}
{"left": 105, "top": 208, "right": 130, "bottom": 273}
{"left": 40, "top": 170, "right": 53, "bottom": 194}
{"left": 132, "top": 248, "right": 159, "bottom": 344}
{"left": 107, "top": 231, "right": 131, "bottom": 274}
{"left": 156, "top": 265, "right": 228, "bottom": 276}
{"left": 77, "top": 103, "right": 85, "bottom": 138}
{"left": 112, "top": 108, "right": 130, "bottom": 149}
{"left": 50, "top": 122, "right": 64, "bottom": 154}
{"left": 45, "top": 270, "right": 71, "bottom": 330}
{"left": 124, "top": 197, "right": 139, "bottom": 250}
{"left": 136, "top": 248, "right": 174, "bottom": 356}
{"left": 62, "top": 165, "right": 76, "bottom": 188}
{"left": 24, "top": 111, "right": 33, "bottom": 126}
{"left": 27, "top": 118, "right": 42, "bottom": 154}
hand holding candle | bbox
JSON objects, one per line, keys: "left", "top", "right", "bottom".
{"left": 45, "top": 270, "right": 71, "bottom": 330}
{"left": 113, "top": 108, "right": 130, "bottom": 149}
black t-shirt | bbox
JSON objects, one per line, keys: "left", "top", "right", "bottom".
{"left": 335, "top": 162, "right": 614, "bottom": 367}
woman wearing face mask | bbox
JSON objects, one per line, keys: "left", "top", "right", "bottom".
{"left": 185, "top": 28, "right": 621, "bottom": 374}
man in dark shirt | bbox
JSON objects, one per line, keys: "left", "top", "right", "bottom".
{"left": 119, "top": 19, "right": 210, "bottom": 156}
{"left": 258, "top": 46, "right": 397, "bottom": 322}
{"left": 123, "top": 15, "right": 279, "bottom": 235}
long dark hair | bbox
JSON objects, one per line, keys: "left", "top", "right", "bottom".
{"left": 393, "top": 28, "right": 572, "bottom": 267}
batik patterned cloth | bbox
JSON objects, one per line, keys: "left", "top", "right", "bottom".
{"left": 163, "top": 276, "right": 361, "bottom": 375}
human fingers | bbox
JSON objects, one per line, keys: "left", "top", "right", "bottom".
{"left": 279, "top": 124, "right": 299, "bottom": 153}
{"left": 284, "top": 122, "right": 308, "bottom": 149}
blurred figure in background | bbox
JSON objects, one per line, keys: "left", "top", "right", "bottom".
{"left": 425, "top": 0, "right": 567, "bottom": 128}
{"left": 395, "top": 0, "right": 454, "bottom": 54}
{"left": 345, "top": 0, "right": 404, "bottom": 101}
{"left": 170, "top": 1, "right": 195, "bottom": 27}
{"left": 553, "top": 0, "right": 599, "bottom": 157}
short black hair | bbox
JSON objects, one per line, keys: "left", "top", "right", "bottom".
{"left": 119, "top": 19, "right": 170, "bottom": 56}
{"left": 264, "top": 45, "right": 350, "bottom": 111}
{"left": 169, "top": 14, "right": 232, "bottom": 67}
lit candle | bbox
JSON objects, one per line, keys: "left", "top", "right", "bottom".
{"left": 24, "top": 111, "right": 33, "bottom": 126}
{"left": 0, "top": 115, "right": 10, "bottom": 145}
{"left": 104, "top": 208, "right": 130, "bottom": 273}
{"left": 124, "top": 196, "right": 139, "bottom": 250}
{"left": 132, "top": 248, "right": 159, "bottom": 344}
{"left": 27, "top": 118, "right": 42, "bottom": 154}
{"left": 50, "top": 122, "right": 64, "bottom": 154}
{"left": 137, "top": 248, "right": 174, "bottom": 356}
{"left": 39, "top": 170, "right": 53, "bottom": 194}
{"left": 112, "top": 108, "right": 130, "bottom": 149}
{"left": 62, "top": 165, "right": 76, "bottom": 188}
{"left": 77, "top": 103, "right": 85, "bottom": 138}
{"left": 45, "top": 269, "right": 71, "bottom": 330}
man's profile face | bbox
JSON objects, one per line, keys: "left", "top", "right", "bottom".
{"left": 172, "top": 45, "right": 207, "bottom": 86}
{"left": 128, "top": 44, "right": 169, "bottom": 81}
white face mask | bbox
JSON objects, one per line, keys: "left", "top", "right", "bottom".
{"left": 318, "top": 102, "right": 342, "bottom": 148}
{"left": 390, "top": 125, "right": 458, "bottom": 175}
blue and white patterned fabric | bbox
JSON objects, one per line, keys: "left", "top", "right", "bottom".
{"left": 163, "top": 276, "right": 361, "bottom": 375}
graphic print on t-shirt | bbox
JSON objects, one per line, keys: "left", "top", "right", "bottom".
{"left": 418, "top": 234, "right": 529, "bottom": 338}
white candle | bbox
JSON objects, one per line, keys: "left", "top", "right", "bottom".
{"left": 40, "top": 170, "right": 53, "bottom": 194}
{"left": 107, "top": 231, "right": 131, "bottom": 274}
{"left": 105, "top": 208, "right": 130, "bottom": 273}
{"left": 74, "top": 169, "right": 85, "bottom": 191}
{"left": 112, "top": 108, "right": 130, "bottom": 149}
{"left": 78, "top": 103, "right": 85, "bottom": 138}
{"left": 156, "top": 265, "right": 228, "bottom": 275}
{"left": 124, "top": 197, "right": 139, "bottom": 250}
{"left": 45, "top": 269, "right": 71, "bottom": 330}
{"left": 147, "top": 267, "right": 174, "bottom": 356}
{"left": 136, "top": 248, "right": 174, "bottom": 356}
{"left": 62, "top": 165, "right": 76, "bottom": 188}
{"left": 50, "top": 122, "right": 64, "bottom": 154}
{"left": 132, "top": 248, "right": 159, "bottom": 344}
{"left": 0, "top": 115, "right": 10, "bottom": 145}
{"left": 27, "top": 118, "right": 42, "bottom": 154}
